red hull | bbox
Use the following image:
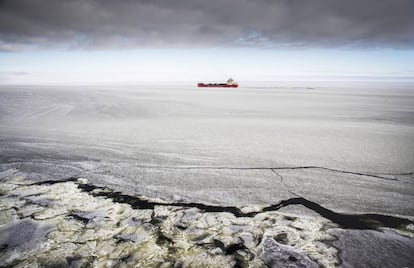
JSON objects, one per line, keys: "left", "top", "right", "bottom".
{"left": 198, "top": 83, "right": 238, "bottom": 88}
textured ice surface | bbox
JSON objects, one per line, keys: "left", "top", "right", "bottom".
{"left": 331, "top": 229, "right": 414, "bottom": 268}
{"left": 260, "top": 237, "right": 318, "bottom": 267}
{"left": 0, "top": 173, "right": 339, "bottom": 267}
{"left": 1, "top": 171, "right": 413, "bottom": 267}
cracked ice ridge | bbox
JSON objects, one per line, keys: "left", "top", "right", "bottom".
{"left": 1, "top": 169, "right": 413, "bottom": 267}
{"left": 0, "top": 170, "right": 337, "bottom": 267}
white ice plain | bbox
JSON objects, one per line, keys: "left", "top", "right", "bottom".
{"left": 0, "top": 82, "right": 413, "bottom": 267}
{"left": 0, "top": 82, "right": 413, "bottom": 210}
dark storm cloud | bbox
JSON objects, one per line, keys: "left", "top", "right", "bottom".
{"left": 0, "top": 0, "right": 413, "bottom": 51}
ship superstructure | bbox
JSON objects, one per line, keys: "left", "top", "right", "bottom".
{"left": 197, "top": 78, "right": 239, "bottom": 88}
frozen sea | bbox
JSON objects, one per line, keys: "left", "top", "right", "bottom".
{"left": 1, "top": 81, "right": 414, "bottom": 267}
{"left": 0, "top": 82, "right": 413, "bottom": 215}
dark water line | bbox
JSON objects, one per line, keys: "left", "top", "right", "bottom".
{"left": 31, "top": 178, "right": 413, "bottom": 230}
{"left": 262, "top": 197, "right": 413, "bottom": 229}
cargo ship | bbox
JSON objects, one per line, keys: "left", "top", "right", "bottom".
{"left": 198, "top": 78, "right": 239, "bottom": 88}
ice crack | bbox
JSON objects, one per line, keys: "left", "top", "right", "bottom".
{"left": 32, "top": 178, "right": 414, "bottom": 230}
{"left": 124, "top": 164, "right": 411, "bottom": 181}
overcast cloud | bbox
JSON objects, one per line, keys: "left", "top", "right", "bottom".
{"left": 0, "top": 0, "right": 414, "bottom": 51}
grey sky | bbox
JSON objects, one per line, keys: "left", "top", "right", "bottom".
{"left": 0, "top": 0, "right": 414, "bottom": 51}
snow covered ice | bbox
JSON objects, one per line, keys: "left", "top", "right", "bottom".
{"left": 0, "top": 82, "right": 413, "bottom": 267}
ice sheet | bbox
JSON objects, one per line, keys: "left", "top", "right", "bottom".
{"left": 0, "top": 82, "right": 413, "bottom": 213}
